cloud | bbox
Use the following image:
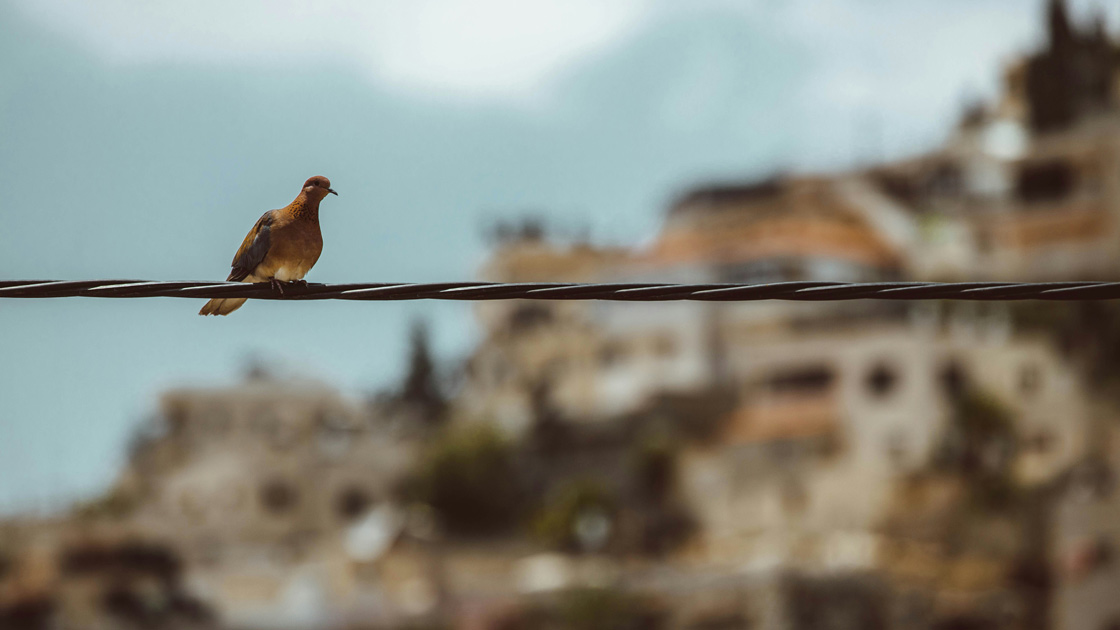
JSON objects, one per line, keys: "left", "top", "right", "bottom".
{"left": 766, "top": 0, "right": 1044, "bottom": 163}
{"left": 10, "top": 0, "right": 1106, "bottom": 160}
{"left": 10, "top": 0, "right": 650, "bottom": 104}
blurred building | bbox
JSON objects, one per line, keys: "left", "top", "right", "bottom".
{"left": 1, "top": 378, "right": 443, "bottom": 629}
{"left": 463, "top": 183, "right": 1106, "bottom": 629}
{"left": 1022, "top": 0, "right": 1120, "bottom": 134}
{"left": 866, "top": 0, "right": 1120, "bottom": 282}
{"left": 4, "top": 1, "right": 1120, "bottom": 629}
{"left": 452, "top": 3, "right": 1120, "bottom": 627}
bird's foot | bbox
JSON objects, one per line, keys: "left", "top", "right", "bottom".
{"left": 269, "top": 279, "right": 307, "bottom": 296}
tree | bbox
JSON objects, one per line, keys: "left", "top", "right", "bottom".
{"left": 410, "top": 424, "right": 522, "bottom": 536}
{"left": 400, "top": 318, "right": 446, "bottom": 424}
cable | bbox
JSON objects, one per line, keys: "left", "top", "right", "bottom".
{"left": 2, "top": 280, "right": 1120, "bottom": 301}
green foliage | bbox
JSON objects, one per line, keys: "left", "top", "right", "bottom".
{"left": 968, "top": 471, "right": 1022, "bottom": 512}
{"left": 532, "top": 480, "right": 615, "bottom": 551}
{"left": 954, "top": 389, "right": 1015, "bottom": 442}
{"left": 509, "top": 588, "right": 661, "bottom": 630}
{"left": 400, "top": 319, "right": 447, "bottom": 424}
{"left": 938, "top": 388, "right": 1021, "bottom": 511}
{"left": 410, "top": 423, "right": 520, "bottom": 536}
{"left": 631, "top": 436, "right": 676, "bottom": 502}
{"left": 552, "top": 588, "right": 658, "bottom": 630}
{"left": 1012, "top": 301, "right": 1120, "bottom": 399}
{"left": 390, "top": 622, "right": 450, "bottom": 630}
{"left": 73, "top": 487, "right": 139, "bottom": 520}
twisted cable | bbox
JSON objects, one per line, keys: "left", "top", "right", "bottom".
{"left": 2, "top": 280, "right": 1120, "bottom": 301}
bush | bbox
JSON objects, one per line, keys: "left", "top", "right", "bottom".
{"left": 1012, "top": 301, "right": 1120, "bottom": 401}
{"left": 936, "top": 388, "right": 1020, "bottom": 511}
{"left": 410, "top": 424, "right": 521, "bottom": 536}
{"left": 631, "top": 437, "right": 676, "bottom": 502}
{"left": 551, "top": 588, "right": 662, "bottom": 630}
{"left": 532, "top": 480, "right": 615, "bottom": 552}
{"left": 73, "top": 487, "right": 140, "bottom": 521}
{"left": 506, "top": 588, "right": 662, "bottom": 630}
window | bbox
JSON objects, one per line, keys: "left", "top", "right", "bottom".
{"left": 767, "top": 365, "right": 835, "bottom": 395}
{"left": 866, "top": 363, "right": 899, "bottom": 398}
{"left": 939, "top": 360, "right": 967, "bottom": 398}
{"left": 1016, "top": 159, "right": 1075, "bottom": 203}
{"left": 335, "top": 487, "right": 372, "bottom": 521}
{"left": 508, "top": 304, "right": 553, "bottom": 332}
{"left": 260, "top": 480, "right": 298, "bottom": 515}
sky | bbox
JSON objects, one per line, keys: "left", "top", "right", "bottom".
{"left": 0, "top": 0, "right": 1112, "bottom": 512}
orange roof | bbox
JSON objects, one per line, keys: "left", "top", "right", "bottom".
{"left": 722, "top": 395, "right": 840, "bottom": 445}
{"left": 983, "top": 201, "right": 1111, "bottom": 250}
{"left": 651, "top": 218, "right": 900, "bottom": 268}
{"left": 649, "top": 179, "right": 901, "bottom": 268}
{"left": 481, "top": 242, "right": 631, "bottom": 282}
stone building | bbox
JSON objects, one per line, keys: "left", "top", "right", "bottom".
{"left": 1022, "top": 0, "right": 1120, "bottom": 134}
{"left": 5, "top": 2, "right": 1120, "bottom": 629}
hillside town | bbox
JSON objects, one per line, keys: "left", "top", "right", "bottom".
{"left": 3, "top": 1, "right": 1120, "bottom": 629}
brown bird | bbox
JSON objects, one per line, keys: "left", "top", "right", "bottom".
{"left": 199, "top": 176, "right": 337, "bottom": 316}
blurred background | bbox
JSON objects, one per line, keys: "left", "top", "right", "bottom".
{"left": 3, "top": 0, "right": 1120, "bottom": 628}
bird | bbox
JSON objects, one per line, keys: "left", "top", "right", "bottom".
{"left": 199, "top": 176, "right": 337, "bottom": 316}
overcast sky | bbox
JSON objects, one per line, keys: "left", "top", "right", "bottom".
{"left": 1, "top": 0, "right": 1114, "bottom": 512}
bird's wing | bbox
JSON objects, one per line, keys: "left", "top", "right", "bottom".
{"left": 227, "top": 210, "right": 275, "bottom": 282}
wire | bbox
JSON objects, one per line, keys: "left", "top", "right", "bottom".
{"left": 2, "top": 280, "right": 1120, "bottom": 301}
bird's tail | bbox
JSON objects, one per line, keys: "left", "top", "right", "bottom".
{"left": 199, "top": 297, "right": 248, "bottom": 316}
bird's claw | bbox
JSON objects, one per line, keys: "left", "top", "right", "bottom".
{"left": 268, "top": 279, "right": 307, "bottom": 296}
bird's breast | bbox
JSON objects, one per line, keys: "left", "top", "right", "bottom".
{"left": 258, "top": 220, "right": 323, "bottom": 281}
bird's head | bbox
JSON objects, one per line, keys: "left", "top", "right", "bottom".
{"left": 302, "top": 176, "right": 338, "bottom": 200}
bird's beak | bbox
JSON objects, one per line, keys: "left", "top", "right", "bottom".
{"left": 328, "top": 188, "right": 338, "bottom": 196}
